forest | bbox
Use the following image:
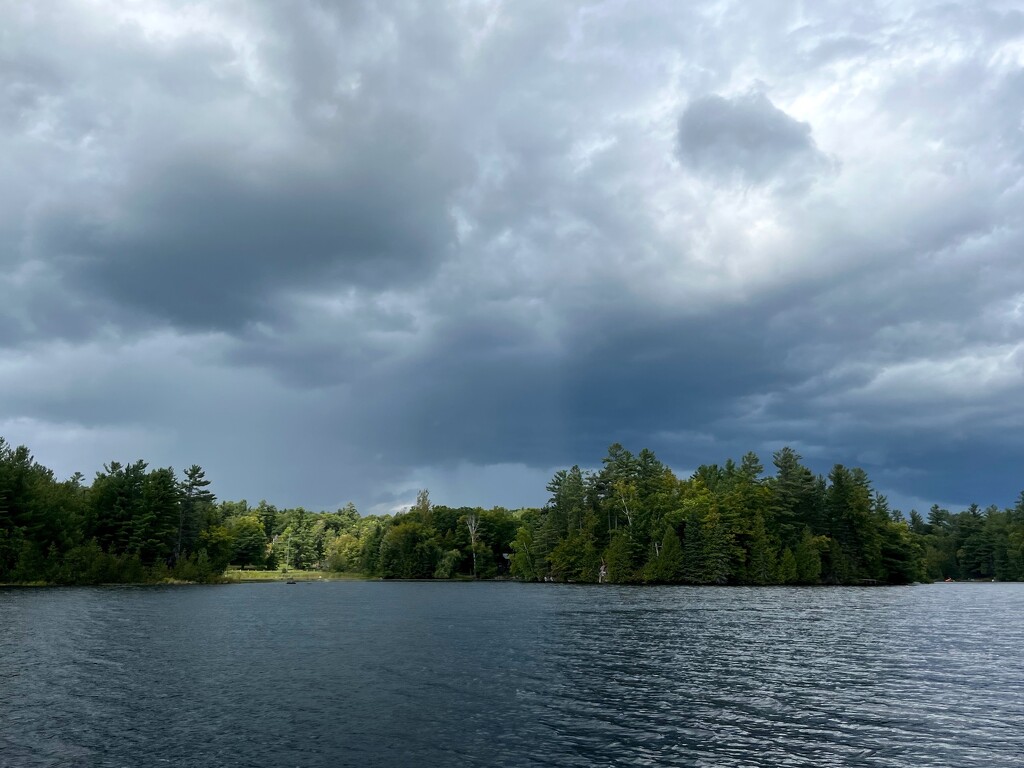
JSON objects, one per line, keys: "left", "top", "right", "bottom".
{"left": 1, "top": 436, "right": 1022, "bottom": 585}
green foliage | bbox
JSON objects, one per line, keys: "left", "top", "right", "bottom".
{"left": 0, "top": 438, "right": 258, "bottom": 584}
{"left": 171, "top": 549, "right": 221, "bottom": 583}
{"left": 549, "top": 529, "right": 600, "bottom": 582}
{"left": 324, "top": 532, "right": 361, "bottom": 572}
{"left": 643, "top": 525, "right": 684, "bottom": 583}
{"left": 604, "top": 530, "right": 640, "bottom": 584}
{"left": 510, "top": 524, "right": 541, "bottom": 581}
{"left": 177, "top": 465, "right": 216, "bottom": 561}
{"left": 133, "top": 467, "right": 180, "bottom": 565}
{"left": 745, "top": 513, "right": 776, "bottom": 585}
{"left": 916, "top": 499, "right": 1024, "bottom": 582}
{"left": 794, "top": 529, "right": 823, "bottom": 584}
{"left": 229, "top": 516, "right": 268, "bottom": 567}
{"left": 433, "top": 549, "right": 462, "bottom": 579}
{"left": 699, "top": 509, "right": 732, "bottom": 585}
{"left": 4, "top": 433, "right": 1023, "bottom": 588}
{"left": 379, "top": 521, "right": 437, "bottom": 579}
{"left": 777, "top": 548, "right": 798, "bottom": 584}
{"left": 360, "top": 524, "right": 385, "bottom": 576}
{"left": 680, "top": 510, "right": 704, "bottom": 584}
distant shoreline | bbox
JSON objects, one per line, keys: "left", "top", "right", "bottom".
{"left": 3, "top": 577, "right": 1015, "bottom": 589}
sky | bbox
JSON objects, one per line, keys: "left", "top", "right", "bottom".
{"left": 3, "top": 1, "right": 1024, "bottom": 515}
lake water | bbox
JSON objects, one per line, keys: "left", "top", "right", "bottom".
{"left": 1, "top": 582, "right": 1022, "bottom": 767}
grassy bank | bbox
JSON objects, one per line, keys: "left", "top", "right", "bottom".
{"left": 0, "top": 570, "right": 368, "bottom": 586}
{"left": 222, "top": 569, "right": 370, "bottom": 582}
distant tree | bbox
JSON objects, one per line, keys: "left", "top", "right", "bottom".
{"left": 7, "top": 432, "right": 1024, "bottom": 588}
{"left": 379, "top": 521, "right": 436, "bottom": 579}
{"left": 770, "top": 447, "right": 821, "bottom": 545}
{"left": 433, "top": 549, "right": 461, "bottom": 579}
{"left": 360, "top": 523, "right": 385, "bottom": 576}
{"left": 794, "top": 528, "right": 822, "bottom": 584}
{"left": 777, "top": 548, "right": 798, "bottom": 584}
{"left": 324, "top": 532, "right": 361, "bottom": 572}
{"left": 465, "top": 510, "right": 479, "bottom": 578}
{"left": 510, "top": 524, "right": 537, "bottom": 581}
{"left": 603, "top": 530, "right": 639, "bottom": 584}
{"left": 276, "top": 519, "right": 318, "bottom": 570}
{"left": 746, "top": 513, "right": 776, "bottom": 585}
{"left": 680, "top": 510, "right": 704, "bottom": 585}
{"left": 549, "top": 524, "right": 600, "bottom": 582}
{"left": 908, "top": 509, "right": 927, "bottom": 535}
{"left": 131, "top": 467, "right": 180, "bottom": 565}
{"left": 824, "top": 464, "right": 879, "bottom": 582}
{"left": 644, "top": 525, "right": 684, "bottom": 583}
{"left": 410, "top": 489, "right": 432, "bottom": 524}
{"left": 177, "top": 465, "right": 215, "bottom": 562}
{"left": 879, "top": 520, "right": 922, "bottom": 584}
{"left": 230, "top": 516, "right": 268, "bottom": 567}
{"left": 255, "top": 500, "right": 279, "bottom": 539}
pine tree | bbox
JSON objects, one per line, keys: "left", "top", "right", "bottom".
{"left": 794, "top": 528, "right": 822, "bottom": 584}
{"left": 131, "top": 467, "right": 180, "bottom": 565}
{"left": 644, "top": 525, "right": 684, "bottom": 583}
{"left": 746, "top": 513, "right": 776, "bottom": 585}
{"left": 177, "top": 465, "right": 215, "bottom": 561}
{"left": 604, "top": 530, "right": 639, "bottom": 583}
{"left": 778, "top": 548, "right": 798, "bottom": 583}
{"left": 681, "top": 510, "right": 704, "bottom": 584}
{"left": 700, "top": 509, "right": 731, "bottom": 584}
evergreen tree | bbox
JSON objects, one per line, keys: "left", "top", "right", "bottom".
{"left": 177, "top": 465, "right": 215, "bottom": 562}
{"left": 770, "top": 447, "right": 820, "bottom": 547}
{"left": 681, "top": 510, "right": 704, "bottom": 584}
{"left": 746, "top": 513, "right": 776, "bottom": 585}
{"left": 699, "top": 509, "right": 731, "bottom": 585}
{"left": 643, "top": 525, "right": 684, "bottom": 583}
{"left": 824, "top": 465, "right": 879, "bottom": 582}
{"left": 549, "top": 523, "right": 600, "bottom": 582}
{"left": 131, "top": 467, "right": 180, "bottom": 565}
{"left": 777, "top": 548, "right": 798, "bottom": 584}
{"left": 603, "top": 530, "right": 638, "bottom": 583}
{"left": 794, "top": 528, "right": 822, "bottom": 584}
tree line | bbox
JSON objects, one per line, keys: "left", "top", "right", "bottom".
{"left": 2, "top": 437, "right": 1022, "bottom": 584}
{"left": 506, "top": 444, "right": 1024, "bottom": 584}
{"left": 0, "top": 438, "right": 224, "bottom": 584}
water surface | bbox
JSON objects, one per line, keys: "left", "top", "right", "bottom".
{"left": 2, "top": 582, "right": 1022, "bottom": 766}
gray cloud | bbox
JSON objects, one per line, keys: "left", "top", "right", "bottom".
{"left": 677, "top": 91, "right": 831, "bottom": 188}
{"left": 2, "top": 0, "right": 1024, "bottom": 514}
{"left": 51, "top": 133, "right": 460, "bottom": 330}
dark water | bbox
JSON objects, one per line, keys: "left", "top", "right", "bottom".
{"left": 2, "top": 583, "right": 1023, "bottom": 767}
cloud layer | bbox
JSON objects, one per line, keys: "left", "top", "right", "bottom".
{"left": 3, "top": 0, "right": 1024, "bottom": 513}
{"left": 677, "top": 91, "right": 832, "bottom": 188}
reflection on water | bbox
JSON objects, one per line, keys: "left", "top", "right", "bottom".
{"left": 2, "top": 582, "right": 1022, "bottom": 767}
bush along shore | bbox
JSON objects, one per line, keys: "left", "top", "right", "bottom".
{"left": 2, "top": 437, "right": 1022, "bottom": 586}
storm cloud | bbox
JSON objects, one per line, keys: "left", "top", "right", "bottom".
{"left": 2, "top": 0, "right": 1024, "bottom": 514}
{"left": 677, "top": 91, "right": 831, "bottom": 187}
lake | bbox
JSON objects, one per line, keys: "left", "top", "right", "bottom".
{"left": 1, "top": 582, "right": 1022, "bottom": 767}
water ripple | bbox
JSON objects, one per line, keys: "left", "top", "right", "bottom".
{"left": 2, "top": 583, "right": 1023, "bottom": 766}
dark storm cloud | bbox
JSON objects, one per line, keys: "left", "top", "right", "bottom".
{"left": 318, "top": 296, "right": 803, "bottom": 477}
{"left": 4, "top": 0, "right": 472, "bottom": 338}
{"left": 3, "top": 0, "right": 1024, "bottom": 513}
{"left": 677, "top": 92, "right": 831, "bottom": 187}
{"left": 49, "top": 131, "right": 460, "bottom": 330}
{"left": 0, "top": 52, "right": 65, "bottom": 130}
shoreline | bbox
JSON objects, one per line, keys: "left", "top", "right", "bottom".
{"left": 2, "top": 576, "right": 1014, "bottom": 588}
